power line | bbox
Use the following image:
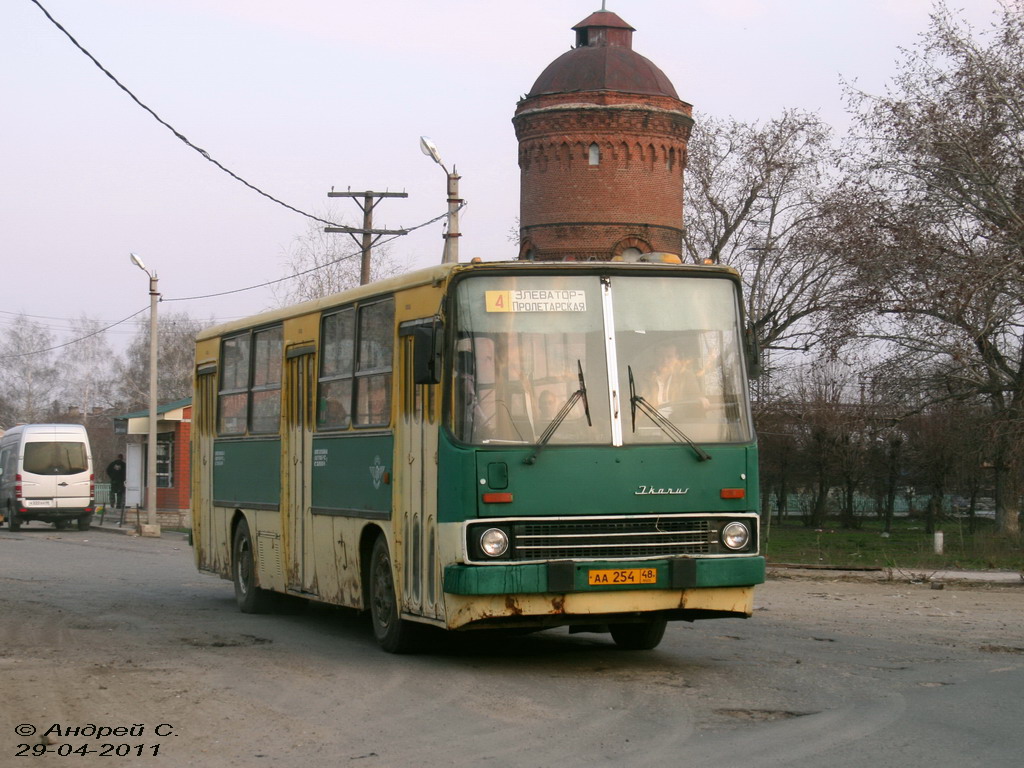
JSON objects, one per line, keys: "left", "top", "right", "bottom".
{"left": 0, "top": 309, "right": 116, "bottom": 323}
{"left": 0, "top": 306, "right": 148, "bottom": 361}
{"left": 27, "top": 0, "right": 468, "bottom": 302}
{"left": 0, "top": 309, "right": 244, "bottom": 333}
{"left": 0, "top": 317, "right": 137, "bottom": 337}
{"left": 0, "top": 200, "right": 464, "bottom": 359}
{"left": 27, "top": 0, "right": 342, "bottom": 228}
{"left": 19, "top": 0, "right": 469, "bottom": 355}
{"left": 163, "top": 203, "right": 463, "bottom": 303}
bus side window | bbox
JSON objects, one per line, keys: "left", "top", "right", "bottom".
{"left": 354, "top": 299, "right": 394, "bottom": 427}
{"left": 319, "top": 308, "right": 356, "bottom": 430}
{"left": 412, "top": 323, "right": 441, "bottom": 385}
{"left": 218, "top": 333, "right": 251, "bottom": 435}
{"left": 366, "top": 376, "right": 390, "bottom": 424}
{"left": 250, "top": 326, "right": 283, "bottom": 433}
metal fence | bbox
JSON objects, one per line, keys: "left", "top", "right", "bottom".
{"left": 95, "top": 482, "right": 112, "bottom": 506}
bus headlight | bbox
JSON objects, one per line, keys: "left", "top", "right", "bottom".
{"left": 479, "top": 528, "right": 509, "bottom": 558}
{"left": 721, "top": 522, "right": 750, "bottom": 550}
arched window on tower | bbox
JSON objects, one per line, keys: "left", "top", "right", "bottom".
{"left": 588, "top": 143, "right": 600, "bottom": 166}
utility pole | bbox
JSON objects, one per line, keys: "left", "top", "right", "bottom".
{"left": 444, "top": 170, "right": 462, "bottom": 264}
{"left": 325, "top": 190, "right": 408, "bottom": 285}
{"left": 419, "top": 137, "right": 462, "bottom": 264}
{"left": 129, "top": 252, "right": 160, "bottom": 537}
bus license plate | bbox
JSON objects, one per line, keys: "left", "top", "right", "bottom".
{"left": 24, "top": 499, "right": 54, "bottom": 508}
{"left": 587, "top": 568, "right": 657, "bottom": 586}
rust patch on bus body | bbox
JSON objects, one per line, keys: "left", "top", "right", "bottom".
{"left": 504, "top": 595, "right": 524, "bottom": 616}
{"left": 550, "top": 595, "right": 566, "bottom": 613}
{"left": 200, "top": 551, "right": 229, "bottom": 579}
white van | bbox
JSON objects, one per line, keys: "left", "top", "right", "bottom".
{"left": 0, "top": 424, "right": 95, "bottom": 531}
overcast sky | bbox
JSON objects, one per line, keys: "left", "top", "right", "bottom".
{"left": 1, "top": 0, "right": 1005, "bottom": 350}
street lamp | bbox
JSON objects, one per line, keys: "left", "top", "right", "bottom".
{"left": 419, "top": 136, "right": 461, "bottom": 264}
{"left": 130, "top": 252, "right": 160, "bottom": 536}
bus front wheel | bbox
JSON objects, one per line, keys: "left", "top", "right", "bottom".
{"left": 609, "top": 618, "right": 668, "bottom": 650}
{"left": 369, "top": 536, "right": 420, "bottom": 653}
{"left": 232, "top": 519, "right": 275, "bottom": 613}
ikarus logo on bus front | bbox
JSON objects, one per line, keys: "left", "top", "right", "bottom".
{"left": 635, "top": 486, "right": 689, "bottom": 495}
{"left": 369, "top": 456, "right": 386, "bottom": 490}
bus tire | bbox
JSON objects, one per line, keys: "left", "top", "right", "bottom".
{"left": 609, "top": 617, "right": 668, "bottom": 650}
{"left": 232, "top": 518, "right": 275, "bottom": 614}
{"left": 369, "top": 536, "right": 419, "bottom": 653}
{"left": 77, "top": 515, "right": 92, "bottom": 531}
{"left": 8, "top": 508, "right": 21, "bottom": 532}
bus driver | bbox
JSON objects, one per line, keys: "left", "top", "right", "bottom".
{"left": 644, "top": 343, "right": 709, "bottom": 418}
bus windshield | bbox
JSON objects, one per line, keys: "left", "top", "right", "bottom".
{"left": 452, "top": 273, "right": 752, "bottom": 446}
{"left": 452, "top": 275, "right": 609, "bottom": 445}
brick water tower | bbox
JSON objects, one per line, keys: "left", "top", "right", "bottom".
{"left": 513, "top": 8, "right": 693, "bottom": 261}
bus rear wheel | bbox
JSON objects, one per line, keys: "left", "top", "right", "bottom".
{"left": 369, "top": 536, "right": 420, "bottom": 653}
{"left": 609, "top": 617, "right": 668, "bottom": 650}
{"left": 232, "top": 519, "right": 275, "bottom": 613}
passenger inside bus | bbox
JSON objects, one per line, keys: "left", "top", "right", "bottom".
{"left": 364, "top": 377, "right": 390, "bottom": 425}
{"left": 318, "top": 395, "right": 349, "bottom": 429}
{"left": 642, "top": 342, "right": 710, "bottom": 417}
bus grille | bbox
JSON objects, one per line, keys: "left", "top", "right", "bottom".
{"left": 512, "top": 517, "right": 713, "bottom": 560}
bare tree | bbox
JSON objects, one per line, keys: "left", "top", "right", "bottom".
{"left": 57, "top": 314, "right": 118, "bottom": 416}
{"left": 838, "top": 1, "right": 1024, "bottom": 536}
{"left": 864, "top": 428, "right": 905, "bottom": 535}
{"left": 273, "top": 212, "right": 403, "bottom": 306}
{"left": 116, "top": 312, "right": 206, "bottom": 411}
{"left": 683, "top": 110, "right": 853, "bottom": 362}
{"left": 756, "top": 399, "right": 802, "bottom": 524}
{"left": 0, "top": 314, "right": 60, "bottom": 425}
{"left": 784, "top": 358, "right": 864, "bottom": 528}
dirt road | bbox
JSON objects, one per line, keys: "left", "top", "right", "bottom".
{"left": 1, "top": 526, "right": 1022, "bottom": 767}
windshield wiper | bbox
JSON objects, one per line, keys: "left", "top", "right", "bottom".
{"left": 628, "top": 366, "right": 712, "bottom": 462}
{"left": 524, "top": 360, "right": 593, "bottom": 465}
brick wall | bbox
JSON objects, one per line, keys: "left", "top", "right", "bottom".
{"left": 155, "top": 409, "right": 191, "bottom": 513}
{"left": 513, "top": 90, "right": 693, "bottom": 260}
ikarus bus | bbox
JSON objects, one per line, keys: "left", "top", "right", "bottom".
{"left": 191, "top": 260, "right": 764, "bottom": 652}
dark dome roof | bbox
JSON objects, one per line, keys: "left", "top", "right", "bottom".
{"left": 528, "top": 46, "right": 679, "bottom": 99}
{"left": 526, "top": 10, "right": 679, "bottom": 100}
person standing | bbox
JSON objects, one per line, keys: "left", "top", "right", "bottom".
{"left": 106, "top": 454, "right": 126, "bottom": 510}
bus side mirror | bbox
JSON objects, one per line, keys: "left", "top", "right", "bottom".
{"left": 746, "top": 326, "right": 763, "bottom": 379}
{"left": 412, "top": 322, "right": 442, "bottom": 385}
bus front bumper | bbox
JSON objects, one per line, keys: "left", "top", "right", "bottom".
{"left": 444, "top": 555, "right": 764, "bottom": 595}
{"left": 440, "top": 556, "right": 765, "bottom": 630}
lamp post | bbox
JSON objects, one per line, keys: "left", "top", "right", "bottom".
{"left": 419, "top": 136, "right": 461, "bottom": 264}
{"left": 130, "top": 252, "right": 160, "bottom": 536}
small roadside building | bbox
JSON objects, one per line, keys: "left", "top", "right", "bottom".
{"left": 114, "top": 397, "right": 191, "bottom": 527}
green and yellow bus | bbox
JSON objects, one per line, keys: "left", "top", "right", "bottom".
{"left": 191, "top": 260, "right": 765, "bottom": 652}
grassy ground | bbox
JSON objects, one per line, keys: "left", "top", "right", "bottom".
{"left": 762, "top": 516, "right": 1024, "bottom": 571}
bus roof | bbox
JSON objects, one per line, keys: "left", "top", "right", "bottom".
{"left": 195, "top": 260, "right": 741, "bottom": 341}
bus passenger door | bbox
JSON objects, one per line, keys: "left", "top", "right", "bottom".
{"left": 193, "top": 364, "right": 218, "bottom": 571}
{"left": 285, "top": 347, "right": 317, "bottom": 595}
{"left": 399, "top": 330, "right": 441, "bottom": 620}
